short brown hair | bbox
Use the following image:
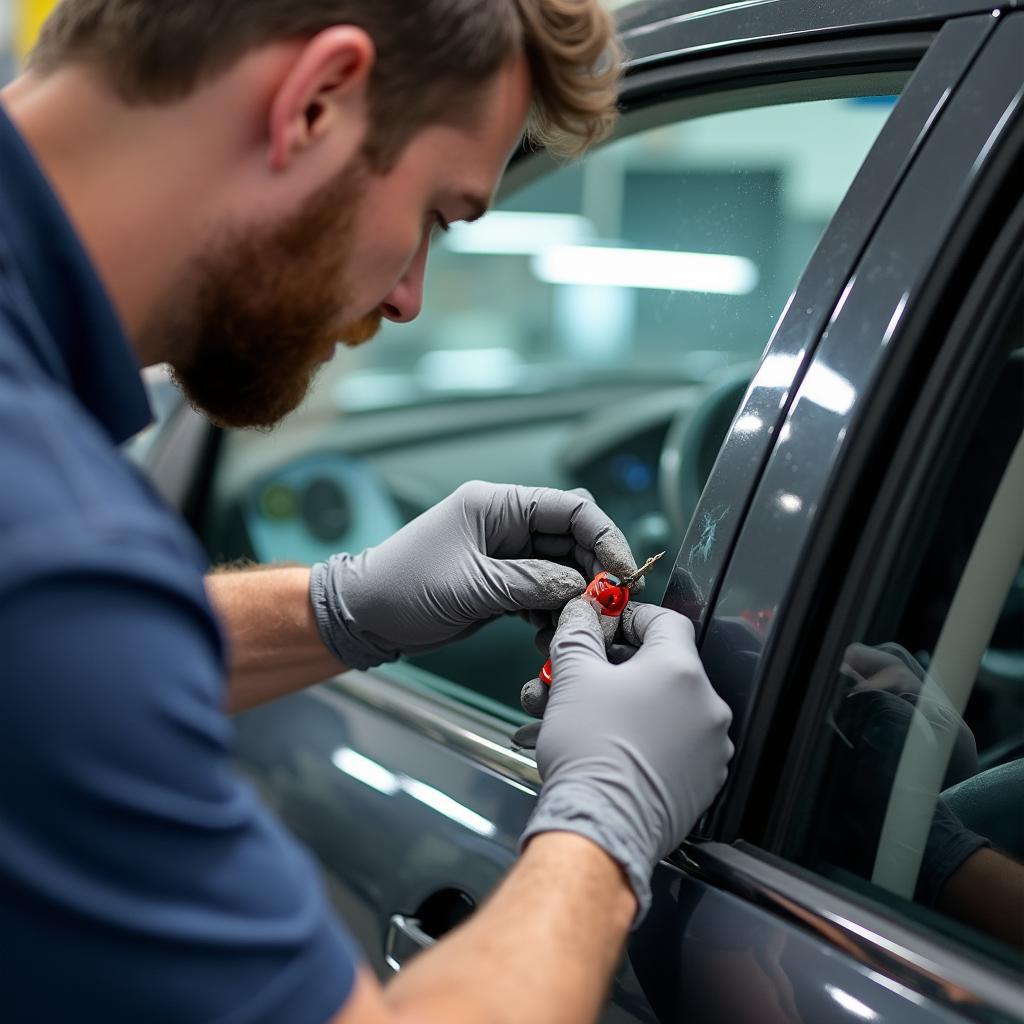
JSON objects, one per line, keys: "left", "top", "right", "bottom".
{"left": 29, "top": 0, "right": 621, "bottom": 165}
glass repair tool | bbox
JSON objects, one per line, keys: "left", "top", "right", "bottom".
{"left": 539, "top": 552, "right": 666, "bottom": 687}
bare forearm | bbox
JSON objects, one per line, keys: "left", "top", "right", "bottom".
{"left": 205, "top": 567, "right": 346, "bottom": 713}
{"left": 383, "top": 832, "right": 636, "bottom": 1024}
{"left": 938, "top": 847, "right": 1024, "bottom": 949}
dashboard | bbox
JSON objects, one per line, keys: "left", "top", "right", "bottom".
{"left": 204, "top": 376, "right": 749, "bottom": 708}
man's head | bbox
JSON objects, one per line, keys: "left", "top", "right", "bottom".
{"left": 21, "top": 0, "right": 620, "bottom": 427}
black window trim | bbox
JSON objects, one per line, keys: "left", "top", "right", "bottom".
{"left": 699, "top": 12, "right": 1024, "bottom": 844}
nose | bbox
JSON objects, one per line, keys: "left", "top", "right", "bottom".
{"left": 381, "top": 234, "right": 430, "bottom": 324}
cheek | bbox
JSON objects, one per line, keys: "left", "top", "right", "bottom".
{"left": 347, "top": 222, "right": 425, "bottom": 301}
{"left": 349, "top": 179, "right": 429, "bottom": 299}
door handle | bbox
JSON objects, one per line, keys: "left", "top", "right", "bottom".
{"left": 385, "top": 914, "right": 435, "bottom": 972}
{"left": 385, "top": 888, "right": 476, "bottom": 972}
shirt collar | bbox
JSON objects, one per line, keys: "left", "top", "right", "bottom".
{"left": 0, "top": 102, "right": 152, "bottom": 444}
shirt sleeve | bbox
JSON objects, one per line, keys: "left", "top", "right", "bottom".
{"left": 0, "top": 532, "right": 360, "bottom": 1024}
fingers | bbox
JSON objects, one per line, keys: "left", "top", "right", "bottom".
{"left": 873, "top": 642, "right": 926, "bottom": 681}
{"left": 607, "top": 642, "right": 638, "bottom": 665}
{"left": 550, "top": 597, "right": 609, "bottom": 668}
{"left": 567, "top": 542, "right": 645, "bottom": 594}
{"left": 535, "top": 607, "right": 617, "bottom": 660}
{"left": 533, "top": 623, "right": 556, "bottom": 655}
{"left": 531, "top": 534, "right": 575, "bottom": 559}
{"left": 511, "top": 720, "right": 542, "bottom": 750}
{"left": 470, "top": 482, "right": 641, "bottom": 596}
{"left": 620, "top": 602, "right": 696, "bottom": 651}
{"left": 521, "top": 677, "right": 549, "bottom": 718}
{"left": 528, "top": 488, "right": 639, "bottom": 582}
{"left": 842, "top": 642, "right": 898, "bottom": 677}
{"left": 485, "top": 558, "right": 587, "bottom": 613}
{"left": 850, "top": 664, "right": 922, "bottom": 698}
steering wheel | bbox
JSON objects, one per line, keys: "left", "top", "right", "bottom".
{"left": 659, "top": 367, "right": 753, "bottom": 537}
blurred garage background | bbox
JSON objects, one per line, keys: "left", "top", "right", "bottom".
{"left": 1, "top": 0, "right": 895, "bottom": 435}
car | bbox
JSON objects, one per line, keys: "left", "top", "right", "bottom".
{"left": 135, "top": 1, "right": 1024, "bottom": 1020}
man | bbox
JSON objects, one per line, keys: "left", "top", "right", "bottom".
{"left": 0, "top": 2, "right": 734, "bottom": 1022}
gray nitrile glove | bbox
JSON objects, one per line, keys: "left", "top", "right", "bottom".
{"left": 309, "top": 481, "right": 638, "bottom": 671}
{"left": 517, "top": 609, "right": 620, "bottom": 740}
{"left": 518, "top": 598, "right": 734, "bottom": 921}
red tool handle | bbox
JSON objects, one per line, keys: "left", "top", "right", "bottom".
{"left": 539, "top": 571, "right": 630, "bottom": 687}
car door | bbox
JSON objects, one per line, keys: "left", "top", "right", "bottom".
{"left": 631, "top": 12, "right": 1024, "bottom": 1023}
{"left": 215, "top": 4, "right": 968, "bottom": 1006}
{"left": 135, "top": 4, "right": 1018, "bottom": 1021}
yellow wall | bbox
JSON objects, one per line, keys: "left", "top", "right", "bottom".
{"left": 15, "top": 0, "right": 58, "bottom": 60}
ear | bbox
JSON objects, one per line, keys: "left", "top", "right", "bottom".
{"left": 267, "top": 26, "right": 375, "bottom": 174}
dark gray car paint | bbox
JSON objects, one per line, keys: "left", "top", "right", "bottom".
{"left": 701, "top": 11, "right": 1024, "bottom": 827}
{"left": 175, "top": 3, "right": 1024, "bottom": 1022}
{"left": 618, "top": 0, "right": 1020, "bottom": 67}
{"left": 662, "top": 14, "right": 998, "bottom": 638}
{"left": 637, "top": 842, "right": 1023, "bottom": 1023}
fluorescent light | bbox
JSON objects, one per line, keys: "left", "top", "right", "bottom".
{"left": 445, "top": 212, "right": 595, "bottom": 255}
{"left": 417, "top": 348, "right": 525, "bottom": 391}
{"left": 533, "top": 246, "right": 758, "bottom": 295}
{"left": 332, "top": 748, "right": 400, "bottom": 796}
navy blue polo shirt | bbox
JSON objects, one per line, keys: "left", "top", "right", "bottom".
{"left": 0, "top": 104, "right": 358, "bottom": 1022}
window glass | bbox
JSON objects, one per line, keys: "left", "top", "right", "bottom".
{"left": 206, "top": 91, "right": 902, "bottom": 713}
{"left": 322, "top": 96, "right": 898, "bottom": 414}
{"left": 786, "top": 310, "right": 1024, "bottom": 963}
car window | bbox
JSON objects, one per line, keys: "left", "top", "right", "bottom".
{"left": 205, "top": 88, "right": 904, "bottom": 716}
{"left": 782, "top": 302, "right": 1024, "bottom": 964}
{"left": 325, "top": 95, "right": 900, "bottom": 412}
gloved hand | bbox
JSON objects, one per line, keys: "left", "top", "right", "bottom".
{"left": 840, "top": 642, "right": 978, "bottom": 787}
{"left": 821, "top": 670, "right": 986, "bottom": 907}
{"left": 309, "top": 481, "right": 638, "bottom": 671}
{"left": 518, "top": 598, "right": 734, "bottom": 921}
{"left": 517, "top": 606, "right": 622, "bottom": 732}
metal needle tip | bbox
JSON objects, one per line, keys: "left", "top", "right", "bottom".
{"left": 622, "top": 551, "right": 666, "bottom": 588}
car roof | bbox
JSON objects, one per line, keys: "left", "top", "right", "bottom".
{"left": 616, "top": 0, "right": 1021, "bottom": 29}
{"left": 614, "top": 0, "right": 1022, "bottom": 64}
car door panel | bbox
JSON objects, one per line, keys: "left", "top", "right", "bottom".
{"left": 662, "top": 14, "right": 998, "bottom": 639}
{"left": 235, "top": 679, "right": 533, "bottom": 975}
{"left": 633, "top": 15, "right": 1024, "bottom": 1024}
{"left": 234, "top": 675, "right": 661, "bottom": 1022}
{"left": 632, "top": 846, "right": 1018, "bottom": 1024}
{"left": 147, "top": 8, "right": 1023, "bottom": 1023}
{"left": 697, "top": 13, "right": 1024, "bottom": 835}
{"left": 619, "top": 0, "right": 1010, "bottom": 68}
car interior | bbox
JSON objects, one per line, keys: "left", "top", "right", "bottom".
{"left": 128, "top": 92, "right": 904, "bottom": 719}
